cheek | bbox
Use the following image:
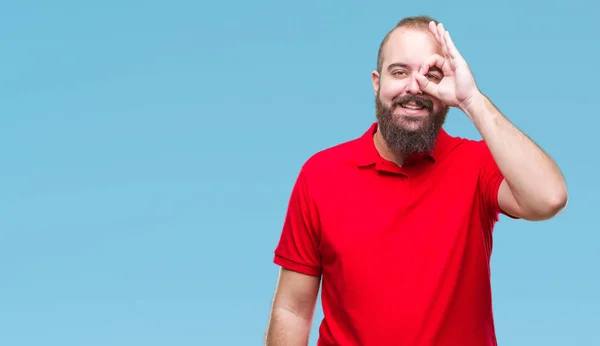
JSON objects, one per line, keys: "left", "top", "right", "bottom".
{"left": 432, "top": 98, "right": 447, "bottom": 112}
{"left": 379, "top": 80, "right": 406, "bottom": 100}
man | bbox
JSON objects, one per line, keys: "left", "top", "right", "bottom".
{"left": 264, "top": 16, "right": 567, "bottom": 346}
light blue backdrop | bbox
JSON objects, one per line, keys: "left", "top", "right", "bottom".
{"left": 1, "top": 0, "right": 597, "bottom": 345}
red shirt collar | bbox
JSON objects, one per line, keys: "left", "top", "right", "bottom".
{"left": 355, "top": 122, "right": 451, "bottom": 167}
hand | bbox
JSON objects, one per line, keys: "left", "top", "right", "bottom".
{"left": 416, "top": 22, "right": 482, "bottom": 112}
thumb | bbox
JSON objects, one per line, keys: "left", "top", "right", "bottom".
{"left": 415, "top": 74, "right": 437, "bottom": 96}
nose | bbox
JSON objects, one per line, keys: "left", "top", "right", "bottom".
{"left": 406, "top": 73, "right": 422, "bottom": 94}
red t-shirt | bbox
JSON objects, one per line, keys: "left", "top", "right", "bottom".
{"left": 274, "top": 122, "right": 508, "bottom": 346}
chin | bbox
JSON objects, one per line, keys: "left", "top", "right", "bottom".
{"left": 395, "top": 115, "right": 427, "bottom": 129}
{"left": 398, "top": 121, "right": 425, "bottom": 132}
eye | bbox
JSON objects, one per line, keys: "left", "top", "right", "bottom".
{"left": 392, "top": 70, "right": 407, "bottom": 77}
{"left": 426, "top": 73, "right": 441, "bottom": 81}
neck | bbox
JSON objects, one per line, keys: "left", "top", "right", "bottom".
{"left": 373, "top": 128, "right": 407, "bottom": 167}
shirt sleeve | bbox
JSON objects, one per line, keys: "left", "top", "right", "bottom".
{"left": 477, "top": 141, "right": 507, "bottom": 221}
{"left": 273, "top": 168, "right": 322, "bottom": 277}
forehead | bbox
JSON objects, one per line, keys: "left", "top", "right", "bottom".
{"left": 382, "top": 28, "right": 443, "bottom": 69}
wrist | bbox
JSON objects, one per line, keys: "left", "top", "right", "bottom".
{"left": 460, "top": 91, "right": 489, "bottom": 123}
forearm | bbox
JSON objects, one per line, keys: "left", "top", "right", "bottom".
{"left": 265, "top": 307, "right": 312, "bottom": 346}
{"left": 463, "top": 93, "right": 567, "bottom": 215}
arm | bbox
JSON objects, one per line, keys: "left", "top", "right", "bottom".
{"left": 416, "top": 22, "right": 567, "bottom": 221}
{"left": 463, "top": 93, "right": 568, "bottom": 221}
{"left": 266, "top": 165, "right": 322, "bottom": 344}
{"left": 265, "top": 268, "right": 321, "bottom": 346}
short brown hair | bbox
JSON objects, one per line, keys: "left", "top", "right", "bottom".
{"left": 376, "top": 16, "right": 440, "bottom": 73}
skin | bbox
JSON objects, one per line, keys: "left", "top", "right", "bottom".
{"left": 414, "top": 22, "right": 567, "bottom": 221}
{"left": 264, "top": 268, "right": 320, "bottom": 346}
{"left": 372, "top": 26, "right": 449, "bottom": 161}
{"left": 264, "top": 21, "right": 568, "bottom": 345}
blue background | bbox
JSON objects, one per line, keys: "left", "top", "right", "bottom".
{"left": 1, "top": 0, "right": 597, "bottom": 345}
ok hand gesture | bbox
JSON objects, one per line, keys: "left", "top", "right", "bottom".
{"left": 415, "top": 22, "right": 482, "bottom": 111}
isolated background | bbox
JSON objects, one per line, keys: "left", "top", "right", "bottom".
{"left": 1, "top": 0, "right": 598, "bottom": 345}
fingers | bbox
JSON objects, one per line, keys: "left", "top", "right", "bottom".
{"left": 429, "top": 21, "right": 440, "bottom": 42}
{"left": 428, "top": 21, "right": 464, "bottom": 71}
{"left": 419, "top": 53, "right": 448, "bottom": 75}
{"left": 443, "top": 30, "right": 462, "bottom": 61}
{"left": 438, "top": 24, "right": 452, "bottom": 59}
{"left": 415, "top": 74, "right": 438, "bottom": 96}
{"left": 439, "top": 29, "right": 455, "bottom": 70}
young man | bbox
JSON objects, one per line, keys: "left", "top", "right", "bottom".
{"left": 264, "top": 16, "right": 567, "bottom": 346}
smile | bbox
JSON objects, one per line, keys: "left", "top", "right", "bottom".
{"left": 400, "top": 104, "right": 425, "bottom": 110}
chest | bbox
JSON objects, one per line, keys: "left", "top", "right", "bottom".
{"left": 316, "top": 162, "right": 483, "bottom": 266}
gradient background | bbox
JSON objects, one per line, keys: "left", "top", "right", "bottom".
{"left": 1, "top": 0, "right": 597, "bottom": 345}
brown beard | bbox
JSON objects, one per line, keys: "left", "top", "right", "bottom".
{"left": 375, "top": 91, "right": 449, "bottom": 156}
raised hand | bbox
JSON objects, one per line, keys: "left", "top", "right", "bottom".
{"left": 415, "top": 21, "right": 481, "bottom": 111}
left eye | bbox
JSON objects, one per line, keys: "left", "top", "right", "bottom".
{"left": 426, "top": 74, "right": 440, "bottom": 80}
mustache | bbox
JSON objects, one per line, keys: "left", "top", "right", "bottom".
{"left": 392, "top": 95, "right": 433, "bottom": 111}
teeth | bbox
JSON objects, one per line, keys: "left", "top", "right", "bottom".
{"left": 401, "top": 104, "right": 424, "bottom": 110}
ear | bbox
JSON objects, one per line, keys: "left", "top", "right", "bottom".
{"left": 371, "top": 70, "right": 380, "bottom": 96}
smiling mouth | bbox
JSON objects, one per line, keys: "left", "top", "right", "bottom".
{"left": 400, "top": 104, "right": 425, "bottom": 111}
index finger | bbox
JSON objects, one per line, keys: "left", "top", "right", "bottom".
{"left": 419, "top": 53, "right": 449, "bottom": 76}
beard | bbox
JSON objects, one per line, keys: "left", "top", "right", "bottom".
{"left": 375, "top": 91, "right": 449, "bottom": 157}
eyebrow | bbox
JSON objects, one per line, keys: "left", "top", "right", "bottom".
{"left": 386, "top": 63, "right": 410, "bottom": 71}
{"left": 386, "top": 62, "right": 443, "bottom": 75}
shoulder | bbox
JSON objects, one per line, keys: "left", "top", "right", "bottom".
{"left": 282, "top": 136, "right": 361, "bottom": 206}
{"left": 439, "top": 130, "right": 490, "bottom": 161}
{"left": 299, "top": 135, "right": 362, "bottom": 178}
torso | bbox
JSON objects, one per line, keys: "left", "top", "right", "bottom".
{"left": 305, "top": 130, "right": 498, "bottom": 346}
